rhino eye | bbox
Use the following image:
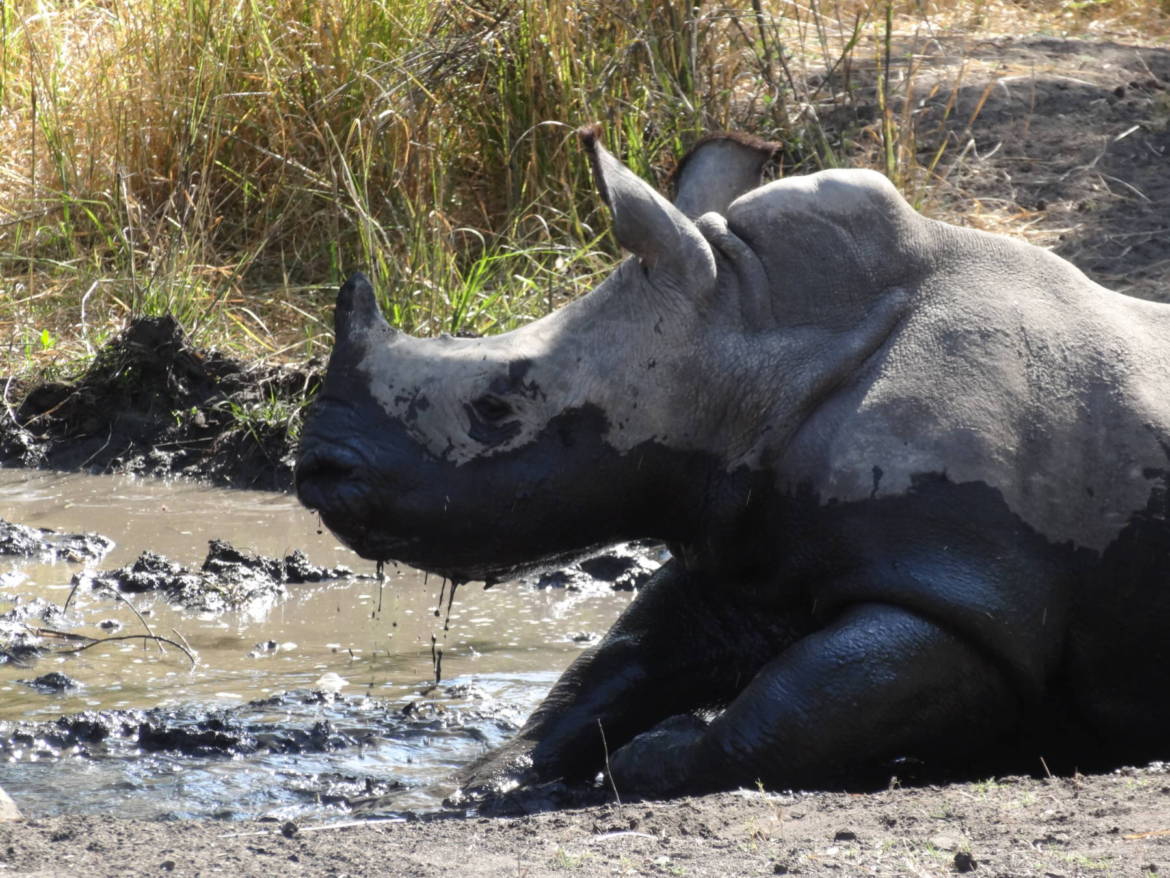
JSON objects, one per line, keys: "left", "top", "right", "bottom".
{"left": 471, "top": 394, "right": 513, "bottom": 422}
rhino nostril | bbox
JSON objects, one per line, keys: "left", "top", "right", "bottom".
{"left": 295, "top": 450, "right": 363, "bottom": 494}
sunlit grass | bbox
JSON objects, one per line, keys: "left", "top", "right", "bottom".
{"left": 1, "top": 0, "right": 1168, "bottom": 379}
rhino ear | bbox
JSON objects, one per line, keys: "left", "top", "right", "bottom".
{"left": 670, "top": 132, "right": 780, "bottom": 220}
{"left": 578, "top": 124, "right": 715, "bottom": 296}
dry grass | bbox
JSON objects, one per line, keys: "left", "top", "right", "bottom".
{"left": 1, "top": 0, "right": 1168, "bottom": 378}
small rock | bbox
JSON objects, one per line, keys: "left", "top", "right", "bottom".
{"left": 0, "top": 787, "right": 20, "bottom": 822}
{"left": 931, "top": 833, "right": 962, "bottom": 852}
{"left": 953, "top": 850, "right": 978, "bottom": 872}
{"left": 833, "top": 829, "right": 858, "bottom": 842}
{"left": 23, "top": 672, "right": 79, "bottom": 693}
{"left": 313, "top": 672, "right": 346, "bottom": 695}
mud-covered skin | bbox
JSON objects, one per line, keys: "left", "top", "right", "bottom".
{"left": 297, "top": 127, "right": 1170, "bottom": 799}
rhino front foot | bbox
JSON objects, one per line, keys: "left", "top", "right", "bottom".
{"left": 607, "top": 713, "right": 708, "bottom": 799}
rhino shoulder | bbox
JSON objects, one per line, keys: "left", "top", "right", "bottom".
{"left": 720, "top": 169, "right": 938, "bottom": 325}
{"left": 727, "top": 168, "right": 923, "bottom": 231}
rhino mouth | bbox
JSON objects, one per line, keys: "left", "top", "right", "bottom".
{"left": 294, "top": 448, "right": 405, "bottom": 557}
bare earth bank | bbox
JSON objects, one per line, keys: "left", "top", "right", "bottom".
{"left": 4, "top": 768, "right": 1170, "bottom": 876}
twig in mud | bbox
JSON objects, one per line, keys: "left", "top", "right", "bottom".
{"left": 29, "top": 626, "right": 95, "bottom": 644}
{"left": 79, "top": 426, "right": 116, "bottom": 470}
{"left": 61, "top": 633, "right": 196, "bottom": 667}
{"left": 1124, "top": 828, "right": 1170, "bottom": 840}
{"left": 587, "top": 831, "right": 655, "bottom": 843}
{"left": 1, "top": 376, "right": 18, "bottom": 428}
{"left": 598, "top": 719, "right": 622, "bottom": 807}
{"left": 102, "top": 586, "right": 162, "bottom": 653}
{"left": 62, "top": 578, "right": 83, "bottom": 613}
{"left": 169, "top": 626, "right": 195, "bottom": 657}
{"left": 216, "top": 816, "right": 407, "bottom": 838}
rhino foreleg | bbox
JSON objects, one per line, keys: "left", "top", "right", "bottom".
{"left": 457, "top": 558, "right": 817, "bottom": 796}
{"left": 608, "top": 602, "right": 1019, "bottom": 797}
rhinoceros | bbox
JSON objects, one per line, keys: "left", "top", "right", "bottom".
{"left": 295, "top": 125, "right": 1170, "bottom": 800}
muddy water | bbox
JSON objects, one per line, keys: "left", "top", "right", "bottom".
{"left": 0, "top": 470, "right": 634, "bottom": 819}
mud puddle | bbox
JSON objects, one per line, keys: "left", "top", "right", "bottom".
{"left": 0, "top": 470, "right": 636, "bottom": 819}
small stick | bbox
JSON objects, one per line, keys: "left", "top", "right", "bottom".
{"left": 169, "top": 626, "right": 196, "bottom": 657}
{"left": 61, "top": 634, "right": 196, "bottom": 667}
{"left": 29, "top": 626, "right": 94, "bottom": 644}
{"left": 62, "top": 577, "right": 84, "bottom": 613}
{"left": 102, "top": 587, "right": 161, "bottom": 653}
{"left": 1124, "top": 828, "right": 1170, "bottom": 840}
{"left": 597, "top": 719, "right": 622, "bottom": 807}
{"left": 217, "top": 816, "right": 406, "bottom": 838}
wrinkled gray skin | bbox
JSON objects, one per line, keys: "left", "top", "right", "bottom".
{"left": 296, "top": 125, "right": 1170, "bottom": 802}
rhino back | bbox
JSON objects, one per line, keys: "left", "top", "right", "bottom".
{"left": 726, "top": 172, "right": 1170, "bottom": 553}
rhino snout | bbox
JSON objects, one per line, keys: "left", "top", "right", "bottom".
{"left": 294, "top": 445, "right": 381, "bottom": 518}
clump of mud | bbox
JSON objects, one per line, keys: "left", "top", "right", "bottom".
{"left": 0, "top": 694, "right": 365, "bottom": 762}
{"left": 79, "top": 538, "right": 362, "bottom": 612}
{"left": 0, "top": 622, "right": 48, "bottom": 667}
{"left": 0, "top": 518, "right": 113, "bottom": 563}
{"left": 0, "top": 591, "right": 72, "bottom": 667}
{"left": 0, "top": 316, "right": 319, "bottom": 490}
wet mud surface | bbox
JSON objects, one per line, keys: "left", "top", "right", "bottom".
{"left": 1, "top": 535, "right": 367, "bottom": 665}
{"left": 0, "top": 470, "right": 652, "bottom": 821}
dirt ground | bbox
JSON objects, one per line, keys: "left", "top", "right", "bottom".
{"left": 3, "top": 768, "right": 1170, "bottom": 876}
{"left": 1, "top": 33, "right": 1169, "bottom": 878}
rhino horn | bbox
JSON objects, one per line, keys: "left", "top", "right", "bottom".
{"left": 670, "top": 132, "right": 781, "bottom": 220}
{"left": 333, "top": 271, "right": 395, "bottom": 345}
{"left": 578, "top": 124, "right": 716, "bottom": 296}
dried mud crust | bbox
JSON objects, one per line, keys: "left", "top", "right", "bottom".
{"left": 2, "top": 769, "right": 1170, "bottom": 876}
{"left": 0, "top": 315, "right": 318, "bottom": 491}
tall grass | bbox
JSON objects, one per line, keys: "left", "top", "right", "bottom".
{"left": 0, "top": 0, "right": 1166, "bottom": 375}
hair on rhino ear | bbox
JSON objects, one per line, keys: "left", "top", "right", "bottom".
{"left": 669, "top": 132, "right": 781, "bottom": 220}
{"left": 576, "top": 123, "right": 716, "bottom": 297}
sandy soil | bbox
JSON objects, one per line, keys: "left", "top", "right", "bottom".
{"left": 0, "top": 32, "right": 1168, "bottom": 878}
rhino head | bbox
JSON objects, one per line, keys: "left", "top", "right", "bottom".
{"left": 295, "top": 126, "right": 916, "bottom": 583}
